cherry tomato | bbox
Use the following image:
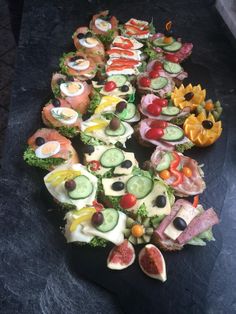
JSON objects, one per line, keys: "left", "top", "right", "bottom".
{"left": 131, "top": 224, "right": 144, "bottom": 238}
{"left": 182, "top": 166, "right": 192, "bottom": 177}
{"left": 139, "top": 76, "right": 151, "bottom": 87}
{"left": 104, "top": 81, "right": 117, "bottom": 92}
{"left": 145, "top": 128, "right": 164, "bottom": 140}
{"left": 159, "top": 169, "right": 171, "bottom": 180}
{"left": 147, "top": 103, "right": 162, "bottom": 116}
{"left": 88, "top": 160, "right": 100, "bottom": 171}
{"left": 152, "top": 61, "right": 163, "bottom": 71}
{"left": 150, "top": 120, "right": 168, "bottom": 129}
{"left": 165, "top": 53, "right": 179, "bottom": 63}
{"left": 149, "top": 70, "right": 159, "bottom": 79}
{"left": 119, "top": 193, "right": 137, "bottom": 209}
{"left": 152, "top": 98, "right": 168, "bottom": 107}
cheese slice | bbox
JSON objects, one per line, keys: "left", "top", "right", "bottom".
{"left": 164, "top": 204, "right": 200, "bottom": 240}
{"left": 44, "top": 163, "right": 98, "bottom": 210}
{"left": 113, "top": 152, "right": 138, "bottom": 175}
{"left": 82, "top": 211, "right": 127, "bottom": 245}
{"left": 102, "top": 176, "right": 131, "bottom": 196}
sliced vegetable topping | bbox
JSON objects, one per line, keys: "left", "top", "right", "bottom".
{"left": 68, "top": 175, "right": 94, "bottom": 199}
{"left": 95, "top": 208, "right": 119, "bottom": 232}
{"left": 126, "top": 175, "right": 153, "bottom": 199}
{"left": 100, "top": 148, "right": 125, "bottom": 168}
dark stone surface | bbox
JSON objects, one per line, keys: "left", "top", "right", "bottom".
{"left": 0, "top": 0, "right": 236, "bottom": 313}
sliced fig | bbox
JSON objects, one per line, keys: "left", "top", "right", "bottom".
{"left": 107, "top": 240, "right": 135, "bottom": 270}
{"left": 138, "top": 244, "right": 167, "bottom": 282}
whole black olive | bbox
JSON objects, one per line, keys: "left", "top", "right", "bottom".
{"left": 111, "top": 181, "right": 125, "bottom": 191}
{"left": 65, "top": 179, "right": 76, "bottom": 191}
{"left": 35, "top": 137, "right": 45, "bottom": 146}
{"left": 83, "top": 145, "right": 95, "bottom": 155}
{"left": 173, "top": 217, "right": 187, "bottom": 231}
{"left": 115, "top": 101, "right": 127, "bottom": 113}
{"left": 86, "top": 79, "right": 92, "bottom": 85}
{"left": 164, "top": 29, "right": 174, "bottom": 37}
{"left": 120, "top": 85, "right": 129, "bottom": 92}
{"left": 97, "top": 79, "right": 105, "bottom": 85}
{"left": 67, "top": 76, "right": 74, "bottom": 82}
{"left": 155, "top": 195, "right": 166, "bottom": 208}
{"left": 57, "top": 78, "right": 65, "bottom": 85}
{"left": 77, "top": 33, "right": 84, "bottom": 40}
{"left": 82, "top": 113, "right": 92, "bottom": 121}
{"left": 51, "top": 98, "right": 61, "bottom": 107}
{"left": 91, "top": 212, "right": 104, "bottom": 226}
{"left": 121, "top": 160, "right": 132, "bottom": 169}
{"left": 202, "top": 120, "right": 213, "bottom": 129}
{"left": 184, "top": 92, "right": 194, "bottom": 101}
{"left": 85, "top": 32, "right": 93, "bottom": 38}
{"left": 109, "top": 117, "right": 120, "bottom": 130}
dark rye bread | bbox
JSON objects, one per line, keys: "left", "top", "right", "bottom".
{"left": 133, "top": 122, "right": 154, "bottom": 147}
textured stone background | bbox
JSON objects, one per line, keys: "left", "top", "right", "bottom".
{"left": 0, "top": 0, "right": 16, "bottom": 166}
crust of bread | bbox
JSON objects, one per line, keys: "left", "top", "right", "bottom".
{"left": 133, "top": 123, "right": 154, "bottom": 148}
{"left": 152, "top": 233, "right": 183, "bottom": 251}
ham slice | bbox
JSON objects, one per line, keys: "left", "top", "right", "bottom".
{"left": 139, "top": 93, "right": 190, "bottom": 121}
{"left": 138, "top": 119, "right": 190, "bottom": 150}
{"left": 176, "top": 208, "right": 219, "bottom": 245}
{"left": 150, "top": 148, "right": 206, "bottom": 196}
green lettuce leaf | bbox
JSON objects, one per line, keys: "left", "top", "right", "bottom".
{"left": 59, "top": 52, "right": 75, "bottom": 75}
{"left": 88, "top": 91, "right": 101, "bottom": 114}
{"left": 23, "top": 147, "right": 65, "bottom": 170}
{"left": 57, "top": 126, "right": 79, "bottom": 138}
{"left": 97, "top": 29, "right": 115, "bottom": 46}
{"left": 176, "top": 141, "right": 194, "bottom": 153}
{"left": 137, "top": 203, "right": 148, "bottom": 217}
{"left": 89, "top": 237, "right": 108, "bottom": 247}
{"left": 80, "top": 132, "right": 104, "bottom": 146}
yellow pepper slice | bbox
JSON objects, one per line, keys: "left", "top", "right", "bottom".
{"left": 84, "top": 122, "right": 108, "bottom": 133}
{"left": 46, "top": 170, "right": 81, "bottom": 187}
{"left": 70, "top": 207, "right": 96, "bottom": 232}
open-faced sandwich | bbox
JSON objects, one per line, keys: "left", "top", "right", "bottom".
{"left": 123, "top": 18, "right": 152, "bottom": 40}
{"left": 149, "top": 148, "right": 205, "bottom": 196}
{"left": 51, "top": 73, "right": 92, "bottom": 114}
{"left": 135, "top": 118, "right": 193, "bottom": 152}
{"left": 73, "top": 26, "right": 105, "bottom": 65}
{"left": 44, "top": 163, "right": 97, "bottom": 210}
{"left": 80, "top": 115, "right": 134, "bottom": 146}
{"left": 153, "top": 199, "right": 219, "bottom": 250}
{"left": 24, "top": 128, "right": 79, "bottom": 170}
{"left": 59, "top": 51, "right": 97, "bottom": 81}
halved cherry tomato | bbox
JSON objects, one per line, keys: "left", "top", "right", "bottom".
{"left": 152, "top": 98, "right": 168, "bottom": 107}
{"left": 104, "top": 81, "right": 117, "bottom": 92}
{"left": 150, "top": 120, "right": 168, "bottom": 129}
{"left": 88, "top": 160, "right": 101, "bottom": 171}
{"left": 145, "top": 128, "right": 164, "bottom": 140}
{"left": 131, "top": 224, "right": 144, "bottom": 237}
{"left": 120, "top": 193, "right": 137, "bottom": 209}
{"left": 139, "top": 77, "right": 151, "bottom": 87}
{"left": 152, "top": 61, "right": 163, "bottom": 71}
{"left": 149, "top": 70, "right": 159, "bottom": 79}
{"left": 165, "top": 53, "right": 179, "bottom": 63}
{"left": 159, "top": 169, "right": 171, "bottom": 180}
{"left": 182, "top": 166, "right": 192, "bottom": 177}
{"left": 147, "top": 103, "right": 162, "bottom": 116}
{"left": 170, "top": 168, "right": 183, "bottom": 186}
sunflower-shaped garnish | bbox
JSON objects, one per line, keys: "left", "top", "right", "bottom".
{"left": 124, "top": 216, "right": 154, "bottom": 245}
{"left": 183, "top": 112, "right": 222, "bottom": 147}
{"left": 196, "top": 99, "right": 222, "bottom": 121}
{"left": 171, "top": 84, "right": 206, "bottom": 112}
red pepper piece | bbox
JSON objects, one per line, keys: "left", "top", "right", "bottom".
{"left": 88, "top": 160, "right": 101, "bottom": 171}
{"left": 170, "top": 168, "right": 183, "bottom": 186}
{"left": 92, "top": 200, "right": 104, "bottom": 212}
{"left": 170, "top": 152, "right": 181, "bottom": 169}
{"left": 192, "top": 195, "right": 199, "bottom": 208}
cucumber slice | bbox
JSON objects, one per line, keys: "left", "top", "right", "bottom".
{"left": 164, "top": 61, "right": 182, "bottom": 74}
{"left": 126, "top": 175, "right": 153, "bottom": 199}
{"left": 156, "top": 153, "right": 172, "bottom": 172}
{"left": 68, "top": 175, "right": 93, "bottom": 200}
{"left": 161, "top": 126, "right": 184, "bottom": 142}
{"left": 153, "top": 37, "right": 174, "bottom": 47}
{"left": 105, "top": 123, "right": 126, "bottom": 137}
{"left": 107, "top": 75, "right": 127, "bottom": 87}
{"left": 150, "top": 77, "right": 168, "bottom": 90}
{"left": 96, "top": 208, "right": 119, "bottom": 232}
{"left": 100, "top": 148, "right": 125, "bottom": 168}
{"left": 118, "top": 103, "right": 136, "bottom": 121}
{"left": 163, "top": 41, "right": 182, "bottom": 52}
{"left": 161, "top": 106, "right": 180, "bottom": 116}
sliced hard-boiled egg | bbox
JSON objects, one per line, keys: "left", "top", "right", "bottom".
{"left": 68, "top": 59, "right": 90, "bottom": 71}
{"left": 60, "top": 82, "right": 85, "bottom": 97}
{"left": 95, "top": 18, "right": 112, "bottom": 32}
{"left": 79, "top": 37, "right": 98, "bottom": 48}
{"left": 35, "top": 141, "right": 60, "bottom": 159}
{"left": 51, "top": 107, "right": 79, "bottom": 125}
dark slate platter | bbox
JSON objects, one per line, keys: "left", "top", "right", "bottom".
{"left": 1, "top": 0, "right": 236, "bottom": 313}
